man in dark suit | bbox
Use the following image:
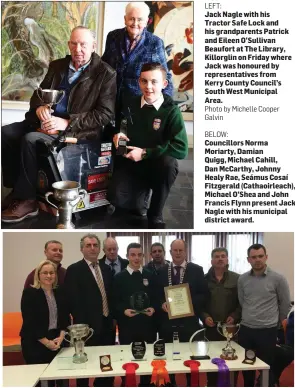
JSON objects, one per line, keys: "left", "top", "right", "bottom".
{"left": 157, "top": 239, "right": 209, "bottom": 386}
{"left": 64, "top": 233, "right": 113, "bottom": 387}
{"left": 157, "top": 239, "right": 208, "bottom": 341}
{"left": 100, "top": 236, "right": 128, "bottom": 344}
{"left": 101, "top": 237, "right": 129, "bottom": 276}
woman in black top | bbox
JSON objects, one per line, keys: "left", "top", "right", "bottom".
{"left": 20, "top": 259, "right": 70, "bottom": 365}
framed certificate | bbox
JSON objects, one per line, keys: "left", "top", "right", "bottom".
{"left": 164, "top": 283, "right": 194, "bottom": 319}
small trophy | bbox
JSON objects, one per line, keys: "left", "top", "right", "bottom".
{"left": 36, "top": 88, "right": 65, "bottom": 112}
{"left": 130, "top": 291, "right": 150, "bottom": 314}
{"left": 189, "top": 328, "right": 210, "bottom": 360}
{"left": 153, "top": 336, "right": 166, "bottom": 359}
{"left": 45, "top": 180, "right": 87, "bottom": 229}
{"left": 242, "top": 349, "right": 256, "bottom": 365}
{"left": 131, "top": 341, "right": 147, "bottom": 360}
{"left": 116, "top": 117, "right": 128, "bottom": 156}
{"left": 64, "top": 324, "right": 94, "bottom": 364}
{"left": 217, "top": 322, "right": 241, "bottom": 360}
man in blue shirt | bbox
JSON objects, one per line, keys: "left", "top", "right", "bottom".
{"left": 100, "top": 237, "right": 129, "bottom": 276}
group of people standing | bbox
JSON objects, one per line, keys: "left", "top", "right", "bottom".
{"left": 20, "top": 237, "right": 293, "bottom": 387}
{"left": 1, "top": 2, "right": 188, "bottom": 228}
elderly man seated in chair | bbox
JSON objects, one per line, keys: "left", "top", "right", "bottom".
{"left": 108, "top": 63, "right": 188, "bottom": 228}
{"left": 1, "top": 26, "right": 116, "bottom": 223}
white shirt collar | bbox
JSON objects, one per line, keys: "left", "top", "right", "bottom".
{"left": 84, "top": 258, "right": 98, "bottom": 266}
{"left": 172, "top": 260, "right": 186, "bottom": 268}
{"left": 140, "top": 94, "right": 164, "bottom": 111}
{"left": 127, "top": 265, "right": 143, "bottom": 275}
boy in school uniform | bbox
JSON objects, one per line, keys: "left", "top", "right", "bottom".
{"left": 113, "top": 243, "right": 156, "bottom": 386}
{"left": 109, "top": 62, "right": 188, "bottom": 228}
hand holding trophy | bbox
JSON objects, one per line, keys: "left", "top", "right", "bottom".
{"left": 37, "top": 88, "right": 65, "bottom": 116}
{"left": 36, "top": 88, "right": 65, "bottom": 132}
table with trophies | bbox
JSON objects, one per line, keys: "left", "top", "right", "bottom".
{"left": 38, "top": 323, "right": 270, "bottom": 387}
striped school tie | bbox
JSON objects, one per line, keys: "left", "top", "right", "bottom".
{"left": 92, "top": 263, "right": 109, "bottom": 317}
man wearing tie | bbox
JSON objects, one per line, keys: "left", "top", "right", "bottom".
{"left": 157, "top": 239, "right": 208, "bottom": 386}
{"left": 100, "top": 237, "right": 129, "bottom": 276}
{"left": 64, "top": 234, "right": 113, "bottom": 387}
{"left": 157, "top": 239, "right": 208, "bottom": 342}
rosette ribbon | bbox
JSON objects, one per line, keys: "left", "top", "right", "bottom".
{"left": 211, "top": 358, "right": 230, "bottom": 387}
{"left": 122, "top": 362, "right": 139, "bottom": 387}
{"left": 150, "top": 360, "right": 170, "bottom": 386}
{"left": 183, "top": 360, "right": 200, "bottom": 386}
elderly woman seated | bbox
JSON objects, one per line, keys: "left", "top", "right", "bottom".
{"left": 102, "top": 1, "right": 173, "bottom": 107}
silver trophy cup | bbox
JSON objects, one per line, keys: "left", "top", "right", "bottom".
{"left": 36, "top": 88, "right": 65, "bottom": 109}
{"left": 36, "top": 88, "right": 65, "bottom": 130}
{"left": 64, "top": 324, "right": 94, "bottom": 364}
{"left": 217, "top": 322, "right": 240, "bottom": 360}
{"left": 45, "top": 181, "right": 87, "bottom": 229}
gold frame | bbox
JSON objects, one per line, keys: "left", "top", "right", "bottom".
{"left": 164, "top": 283, "right": 194, "bottom": 320}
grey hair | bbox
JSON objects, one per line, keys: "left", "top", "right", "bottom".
{"left": 103, "top": 237, "right": 118, "bottom": 250}
{"left": 125, "top": 2, "right": 150, "bottom": 20}
{"left": 71, "top": 25, "right": 96, "bottom": 40}
{"left": 80, "top": 234, "right": 101, "bottom": 249}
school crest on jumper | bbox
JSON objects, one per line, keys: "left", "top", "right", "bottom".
{"left": 153, "top": 118, "right": 161, "bottom": 130}
{"left": 143, "top": 278, "right": 149, "bottom": 286}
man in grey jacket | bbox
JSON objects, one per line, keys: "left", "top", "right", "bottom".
{"left": 2, "top": 26, "right": 116, "bottom": 223}
{"left": 238, "top": 243, "right": 291, "bottom": 387}
{"left": 202, "top": 248, "right": 241, "bottom": 387}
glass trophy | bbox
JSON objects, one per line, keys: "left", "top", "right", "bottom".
{"left": 116, "top": 117, "right": 128, "bottom": 155}
{"left": 153, "top": 337, "right": 166, "bottom": 359}
{"left": 189, "top": 328, "right": 210, "bottom": 360}
{"left": 131, "top": 341, "right": 147, "bottom": 360}
{"left": 130, "top": 291, "right": 150, "bottom": 313}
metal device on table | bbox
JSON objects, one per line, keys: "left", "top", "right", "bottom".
{"left": 64, "top": 324, "right": 94, "bottom": 364}
{"left": 217, "top": 322, "right": 241, "bottom": 360}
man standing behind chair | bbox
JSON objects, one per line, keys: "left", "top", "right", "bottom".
{"left": 101, "top": 237, "right": 128, "bottom": 276}
{"left": 24, "top": 240, "right": 66, "bottom": 289}
{"left": 202, "top": 248, "right": 241, "bottom": 387}
{"left": 238, "top": 243, "right": 291, "bottom": 387}
{"left": 64, "top": 234, "right": 113, "bottom": 387}
{"left": 2, "top": 26, "right": 116, "bottom": 223}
